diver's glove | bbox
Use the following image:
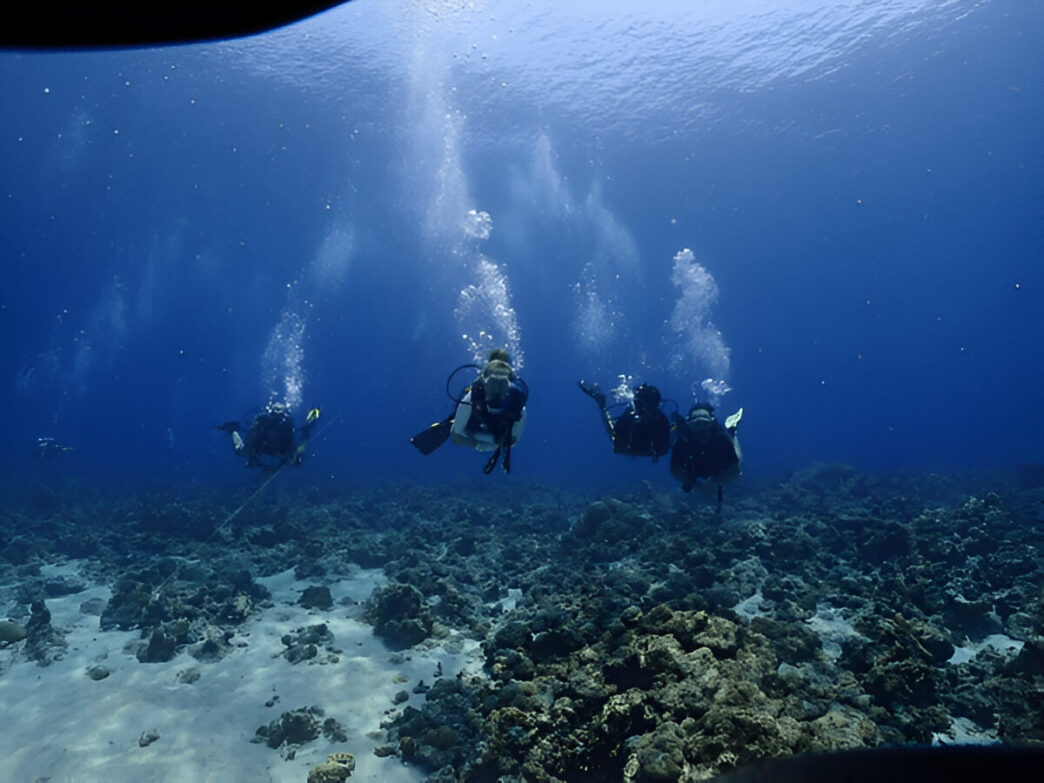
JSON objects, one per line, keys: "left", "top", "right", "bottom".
{"left": 578, "top": 380, "right": 606, "bottom": 407}
{"left": 724, "top": 408, "right": 743, "bottom": 434}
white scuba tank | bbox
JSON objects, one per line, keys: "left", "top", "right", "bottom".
{"left": 450, "top": 390, "right": 526, "bottom": 451}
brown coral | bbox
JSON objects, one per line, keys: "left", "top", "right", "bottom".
{"left": 307, "top": 752, "right": 356, "bottom": 783}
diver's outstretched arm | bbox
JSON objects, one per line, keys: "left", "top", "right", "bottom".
{"left": 578, "top": 380, "right": 615, "bottom": 445}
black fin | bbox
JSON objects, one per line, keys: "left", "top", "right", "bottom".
{"left": 410, "top": 417, "right": 453, "bottom": 455}
{"left": 483, "top": 447, "right": 501, "bottom": 474}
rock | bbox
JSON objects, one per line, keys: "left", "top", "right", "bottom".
{"left": 623, "top": 722, "right": 686, "bottom": 782}
{"left": 945, "top": 595, "right": 1003, "bottom": 641}
{"left": 281, "top": 623, "right": 334, "bottom": 664}
{"left": 190, "top": 625, "right": 234, "bottom": 662}
{"left": 138, "top": 629, "right": 177, "bottom": 663}
{"left": 299, "top": 585, "right": 334, "bottom": 611}
{"left": 44, "top": 578, "right": 85, "bottom": 598}
{"left": 0, "top": 620, "right": 27, "bottom": 645}
{"left": 85, "top": 665, "right": 111, "bottom": 681}
{"left": 218, "top": 592, "right": 253, "bottom": 624}
{"left": 286, "top": 643, "right": 318, "bottom": 664}
{"left": 307, "top": 752, "right": 356, "bottom": 783}
{"left": 79, "top": 597, "right": 107, "bottom": 616}
{"left": 423, "top": 725, "right": 460, "bottom": 751}
{"left": 254, "top": 706, "right": 324, "bottom": 749}
{"left": 24, "top": 599, "right": 67, "bottom": 665}
{"left": 323, "top": 717, "right": 348, "bottom": 743}
{"left": 364, "top": 583, "right": 433, "bottom": 649}
{"left": 26, "top": 599, "right": 51, "bottom": 629}
{"left": 139, "top": 729, "right": 160, "bottom": 747}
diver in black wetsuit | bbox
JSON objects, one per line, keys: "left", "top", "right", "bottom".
{"left": 578, "top": 380, "right": 670, "bottom": 461}
{"left": 216, "top": 402, "right": 320, "bottom": 470}
{"left": 34, "top": 437, "right": 73, "bottom": 459}
{"left": 669, "top": 402, "right": 743, "bottom": 510}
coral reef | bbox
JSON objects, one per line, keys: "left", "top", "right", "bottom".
{"left": 0, "top": 466, "right": 1039, "bottom": 779}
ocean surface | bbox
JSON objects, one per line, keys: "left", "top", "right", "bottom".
{"left": 0, "top": 2, "right": 1041, "bottom": 781}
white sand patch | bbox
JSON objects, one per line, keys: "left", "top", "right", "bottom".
{"left": 485, "top": 587, "right": 522, "bottom": 614}
{"left": 0, "top": 562, "right": 484, "bottom": 783}
{"left": 804, "top": 604, "right": 866, "bottom": 661}
{"left": 932, "top": 715, "right": 1000, "bottom": 746}
{"left": 947, "top": 633, "right": 1024, "bottom": 665}
{"left": 732, "top": 590, "right": 763, "bottom": 620}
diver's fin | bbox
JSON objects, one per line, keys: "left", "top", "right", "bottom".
{"left": 410, "top": 417, "right": 454, "bottom": 455}
{"left": 483, "top": 447, "right": 502, "bottom": 474}
{"left": 724, "top": 408, "right": 743, "bottom": 433}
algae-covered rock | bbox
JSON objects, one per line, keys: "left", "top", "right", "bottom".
{"left": 0, "top": 620, "right": 27, "bottom": 645}
{"left": 623, "top": 721, "right": 686, "bottom": 782}
{"left": 281, "top": 623, "right": 335, "bottom": 664}
{"left": 137, "top": 629, "right": 177, "bottom": 663}
{"left": 24, "top": 599, "right": 67, "bottom": 665}
{"left": 308, "top": 752, "right": 355, "bottom": 782}
{"left": 364, "top": 583, "right": 433, "bottom": 649}
{"left": 254, "top": 706, "right": 324, "bottom": 749}
{"left": 299, "top": 585, "right": 334, "bottom": 610}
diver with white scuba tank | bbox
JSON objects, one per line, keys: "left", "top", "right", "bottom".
{"left": 410, "top": 348, "right": 528, "bottom": 474}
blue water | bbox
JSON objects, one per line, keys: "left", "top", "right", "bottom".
{"left": 1, "top": 0, "right": 1041, "bottom": 489}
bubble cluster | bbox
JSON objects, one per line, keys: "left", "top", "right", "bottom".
{"left": 455, "top": 256, "right": 524, "bottom": 369}
{"left": 574, "top": 274, "right": 616, "bottom": 355}
{"left": 667, "top": 248, "right": 731, "bottom": 402}
{"left": 700, "top": 378, "right": 733, "bottom": 400}
{"left": 261, "top": 309, "right": 306, "bottom": 411}
{"left": 610, "top": 374, "right": 636, "bottom": 405}
{"left": 462, "top": 209, "right": 493, "bottom": 240}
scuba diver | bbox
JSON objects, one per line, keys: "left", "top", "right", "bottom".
{"left": 669, "top": 403, "right": 743, "bottom": 511}
{"left": 410, "top": 348, "right": 528, "bottom": 474}
{"left": 34, "top": 437, "right": 74, "bottom": 459}
{"left": 578, "top": 380, "right": 670, "bottom": 461}
{"left": 215, "top": 402, "right": 321, "bottom": 470}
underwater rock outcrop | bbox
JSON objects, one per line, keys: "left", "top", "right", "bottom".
{"left": 24, "top": 599, "right": 67, "bottom": 665}
{"left": 252, "top": 705, "right": 346, "bottom": 751}
{"left": 365, "top": 582, "right": 434, "bottom": 649}
{"left": 0, "top": 620, "right": 27, "bottom": 646}
{"left": 99, "top": 560, "right": 269, "bottom": 663}
{"left": 307, "top": 752, "right": 356, "bottom": 782}
{"left": 1, "top": 469, "right": 1038, "bottom": 779}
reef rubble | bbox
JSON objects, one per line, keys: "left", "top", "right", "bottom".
{"left": 0, "top": 465, "right": 1039, "bottom": 780}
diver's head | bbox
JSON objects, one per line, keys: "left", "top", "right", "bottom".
{"left": 482, "top": 371, "right": 511, "bottom": 411}
{"left": 265, "top": 401, "right": 288, "bottom": 417}
{"left": 688, "top": 402, "right": 715, "bottom": 420}
{"left": 480, "top": 349, "right": 516, "bottom": 412}
{"left": 687, "top": 403, "right": 715, "bottom": 434}
{"left": 633, "top": 383, "right": 661, "bottom": 416}
{"left": 488, "top": 348, "right": 511, "bottom": 365}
